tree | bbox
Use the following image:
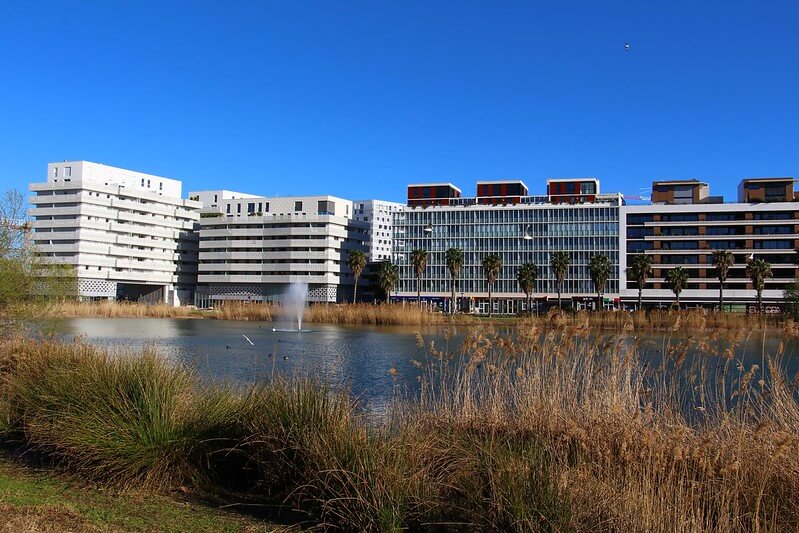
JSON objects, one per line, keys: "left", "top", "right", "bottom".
{"left": 445, "top": 248, "right": 464, "bottom": 314}
{"left": 35, "top": 263, "right": 78, "bottom": 302}
{"left": 665, "top": 267, "right": 689, "bottom": 309}
{"left": 784, "top": 278, "right": 799, "bottom": 319}
{"left": 377, "top": 261, "right": 398, "bottom": 303}
{"left": 627, "top": 253, "right": 653, "bottom": 310}
{"left": 410, "top": 249, "right": 428, "bottom": 308}
{"left": 550, "top": 251, "right": 570, "bottom": 310}
{"left": 746, "top": 258, "right": 773, "bottom": 313}
{"left": 588, "top": 254, "right": 612, "bottom": 311}
{"left": 482, "top": 254, "right": 502, "bottom": 317}
{"left": 0, "top": 189, "right": 34, "bottom": 309}
{"left": 517, "top": 263, "right": 538, "bottom": 315}
{"left": 711, "top": 250, "right": 734, "bottom": 312}
{"left": 347, "top": 249, "right": 367, "bottom": 304}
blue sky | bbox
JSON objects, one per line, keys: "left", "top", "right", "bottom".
{"left": 1, "top": 1, "right": 797, "bottom": 203}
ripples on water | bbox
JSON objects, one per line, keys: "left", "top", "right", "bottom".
{"left": 28, "top": 317, "right": 799, "bottom": 416}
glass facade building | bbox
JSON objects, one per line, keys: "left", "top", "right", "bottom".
{"left": 393, "top": 194, "right": 622, "bottom": 313}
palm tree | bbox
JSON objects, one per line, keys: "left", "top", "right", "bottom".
{"left": 588, "top": 254, "right": 612, "bottom": 311}
{"left": 517, "top": 263, "right": 538, "bottom": 315}
{"left": 627, "top": 253, "right": 653, "bottom": 310}
{"left": 550, "top": 251, "right": 570, "bottom": 310}
{"left": 377, "top": 261, "right": 398, "bottom": 303}
{"left": 665, "top": 267, "right": 689, "bottom": 309}
{"left": 346, "top": 249, "right": 367, "bottom": 304}
{"left": 746, "top": 258, "right": 773, "bottom": 313}
{"left": 711, "top": 250, "right": 734, "bottom": 312}
{"left": 410, "top": 249, "right": 429, "bottom": 308}
{"left": 482, "top": 254, "right": 502, "bottom": 317}
{"left": 445, "top": 248, "right": 464, "bottom": 314}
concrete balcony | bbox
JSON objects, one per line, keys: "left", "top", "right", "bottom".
{"left": 198, "top": 250, "right": 340, "bottom": 262}
{"left": 110, "top": 222, "right": 175, "bottom": 239}
{"left": 198, "top": 274, "right": 338, "bottom": 284}
{"left": 114, "top": 258, "right": 177, "bottom": 272}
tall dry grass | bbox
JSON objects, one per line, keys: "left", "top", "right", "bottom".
{"left": 8, "top": 301, "right": 201, "bottom": 319}
{"left": 1, "top": 325, "right": 798, "bottom": 530}
{"left": 12, "top": 300, "right": 784, "bottom": 332}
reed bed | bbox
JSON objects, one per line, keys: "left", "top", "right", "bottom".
{"left": 303, "top": 303, "right": 477, "bottom": 326}
{"left": 8, "top": 301, "right": 201, "bottom": 319}
{"left": 8, "top": 300, "right": 786, "bottom": 332}
{"left": 0, "top": 323, "right": 797, "bottom": 531}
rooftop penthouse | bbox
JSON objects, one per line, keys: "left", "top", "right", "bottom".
{"left": 652, "top": 177, "right": 798, "bottom": 205}
{"left": 405, "top": 178, "right": 623, "bottom": 208}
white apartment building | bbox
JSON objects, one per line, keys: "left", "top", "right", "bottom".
{"left": 353, "top": 199, "right": 404, "bottom": 262}
{"left": 29, "top": 161, "right": 201, "bottom": 305}
{"left": 192, "top": 192, "right": 368, "bottom": 305}
{"left": 189, "top": 189, "right": 261, "bottom": 213}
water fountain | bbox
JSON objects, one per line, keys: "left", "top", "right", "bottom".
{"left": 281, "top": 281, "right": 308, "bottom": 331}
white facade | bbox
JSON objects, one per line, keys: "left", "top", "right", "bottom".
{"left": 195, "top": 194, "right": 369, "bottom": 304}
{"left": 188, "top": 190, "right": 262, "bottom": 214}
{"left": 29, "top": 161, "right": 201, "bottom": 305}
{"left": 353, "top": 199, "right": 404, "bottom": 262}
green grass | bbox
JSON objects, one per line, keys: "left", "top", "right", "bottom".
{"left": 0, "top": 456, "right": 286, "bottom": 532}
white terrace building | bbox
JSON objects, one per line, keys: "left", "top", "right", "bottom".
{"left": 29, "top": 161, "right": 201, "bottom": 305}
{"left": 353, "top": 199, "right": 404, "bottom": 262}
{"left": 190, "top": 191, "right": 368, "bottom": 305}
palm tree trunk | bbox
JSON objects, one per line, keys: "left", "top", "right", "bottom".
{"left": 758, "top": 289, "right": 763, "bottom": 313}
{"left": 527, "top": 294, "right": 531, "bottom": 316}
{"left": 557, "top": 286, "right": 562, "bottom": 310}
{"left": 417, "top": 277, "right": 421, "bottom": 308}
{"left": 676, "top": 293, "right": 680, "bottom": 310}
{"left": 451, "top": 277, "right": 456, "bottom": 315}
{"left": 353, "top": 277, "right": 358, "bottom": 304}
{"left": 488, "top": 285, "right": 492, "bottom": 318}
{"left": 638, "top": 287, "right": 642, "bottom": 310}
{"left": 597, "top": 292, "right": 602, "bottom": 312}
{"left": 719, "top": 283, "right": 723, "bottom": 312}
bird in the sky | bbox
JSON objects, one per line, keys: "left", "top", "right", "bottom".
{"left": 625, "top": 43, "right": 631, "bottom": 52}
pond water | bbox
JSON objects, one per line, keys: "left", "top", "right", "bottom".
{"left": 28, "top": 318, "right": 799, "bottom": 413}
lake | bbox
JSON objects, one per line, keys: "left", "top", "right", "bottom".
{"left": 27, "top": 318, "right": 799, "bottom": 413}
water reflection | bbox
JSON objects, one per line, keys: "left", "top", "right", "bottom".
{"left": 28, "top": 318, "right": 799, "bottom": 413}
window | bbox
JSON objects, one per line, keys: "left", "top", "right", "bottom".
{"left": 627, "top": 241, "right": 653, "bottom": 252}
{"left": 237, "top": 204, "right": 241, "bottom": 214}
{"left": 294, "top": 201, "right": 303, "bottom": 211}
{"left": 159, "top": 182, "right": 163, "bottom": 191}
{"left": 627, "top": 227, "right": 654, "bottom": 238}
{"left": 753, "top": 212, "right": 793, "bottom": 220}
{"left": 147, "top": 179, "right": 150, "bottom": 188}
{"left": 65, "top": 166, "right": 72, "bottom": 177}
{"left": 661, "top": 213, "right": 698, "bottom": 222}
{"left": 214, "top": 194, "right": 218, "bottom": 203}
{"left": 226, "top": 204, "right": 231, "bottom": 214}
{"left": 53, "top": 167, "right": 58, "bottom": 177}
{"left": 247, "top": 202, "right": 255, "bottom": 213}
{"left": 627, "top": 214, "right": 653, "bottom": 224}
{"left": 706, "top": 213, "right": 740, "bottom": 221}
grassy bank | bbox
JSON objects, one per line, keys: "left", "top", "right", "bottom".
{"left": 0, "top": 456, "right": 282, "bottom": 532}
{"left": 0, "top": 327, "right": 797, "bottom": 531}
{"left": 9, "top": 300, "right": 788, "bottom": 331}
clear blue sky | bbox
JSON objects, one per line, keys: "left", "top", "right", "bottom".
{"left": 1, "top": 1, "right": 797, "bottom": 203}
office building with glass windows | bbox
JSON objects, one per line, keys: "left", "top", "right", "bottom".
{"left": 621, "top": 177, "right": 799, "bottom": 310}
{"left": 393, "top": 179, "right": 622, "bottom": 314}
